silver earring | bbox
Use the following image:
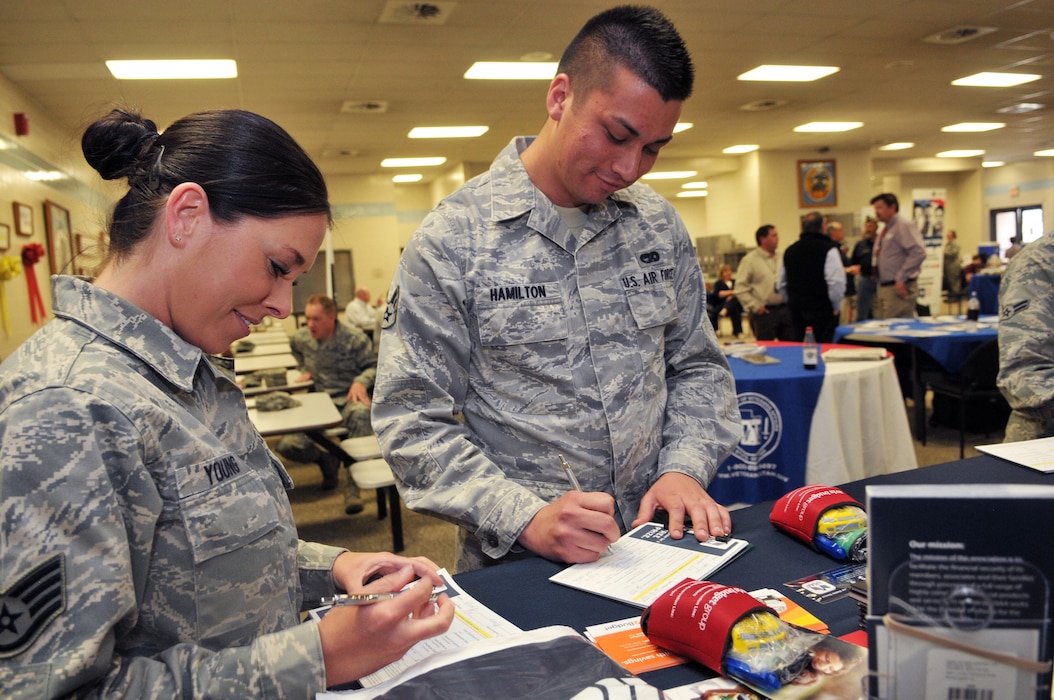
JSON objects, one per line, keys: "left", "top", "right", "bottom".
{"left": 175, "top": 235, "right": 182, "bottom": 242}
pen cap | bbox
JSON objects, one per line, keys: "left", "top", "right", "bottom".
{"left": 770, "top": 485, "right": 864, "bottom": 549}
{"left": 641, "top": 579, "right": 771, "bottom": 674}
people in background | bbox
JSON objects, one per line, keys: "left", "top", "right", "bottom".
{"left": 963, "top": 252, "right": 988, "bottom": 284}
{"left": 275, "top": 294, "right": 376, "bottom": 514}
{"left": 1005, "top": 235, "right": 1023, "bottom": 261}
{"left": 777, "top": 212, "right": 845, "bottom": 343}
{"left": 0, "top": 108, "right": 452, "bottom": 697}
{"left": 851, "top": 217, "right": 878, "bottom": 320}
{"left": 827, "top": 220, "right": 858, "bottom": 325}
{"left": 709, "top": 263, "right": 744, "bottom": 338}
{"left": 871, "top": 193, "right": 926, "bottom": 319}
{"left": 997, "top": 229, "right": 1054, "bottom": 442}
{"left": 372, "top": 5, "right": 740, "bottom": 573}
{"left": 344, "top": 285, "right": 379, "bottom": 338}
{"left": 736, "top": 224, "right": 794, "bottom": 340}
{"left": 943, "top": 229, "right": 963, "bottom": 295}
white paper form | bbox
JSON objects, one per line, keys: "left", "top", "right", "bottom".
{"left": 548, "top": 522, "right": 751, "bottom": 608}
{"left": 977, "top": 436, "right": 1054, "bottom": 473}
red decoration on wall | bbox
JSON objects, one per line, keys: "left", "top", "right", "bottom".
{"left": 21, "top": 243, "right": 47, "bottom": 324}
{"left": 14, "top": 112, "right": 29, "bottom": 136}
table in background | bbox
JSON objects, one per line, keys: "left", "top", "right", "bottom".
{"left": 247, "top": 391, "right": 342, "bottom": 436}
{"left": 711, "top": 342, "right": 916, "bottom": 505}
{"left": 456, "top": 454, "right": 1053, "bottom": 691}
{"left": 967, "top": 273, "right": 1001, "bottom": 315}
{"left": 234, "top": 352, "right": 298, "bottom": 374}
{"left": 247, "top": 329, "right": 291, "bottom": 345}
{"left": 233, "top": 340, "right": 292, "bottom": 358}
{"left": 834, "top": 316, "right": 998, "bottom": 441}
{"left": 240, "top": 369, "right": 313, "bottom": 397}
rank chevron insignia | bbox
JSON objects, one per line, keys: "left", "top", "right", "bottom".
{"left": 0, "top": 554, "right": 65, "bottom": 658}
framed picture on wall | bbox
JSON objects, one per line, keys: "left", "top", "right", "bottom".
{"left": 13, "top": 201, "right": 34, "bottom": 236}
{"left": 797, "top": 159, "right": 837, "bottom": 207}
{"left": 44, "top": 200, "right": 73, "bottom": 275}
{"left": 0, "top": 223, "right": 10, "bottom": 251}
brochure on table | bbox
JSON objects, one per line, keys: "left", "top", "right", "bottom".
{"left": 976, "top": 436, "right": 1054, "bottom": 473}
{"left": 867, "top": 484, "right": 1054, "bottom": 700}
{"left": 549, "top": 522, "right": 751, "bottom": 608}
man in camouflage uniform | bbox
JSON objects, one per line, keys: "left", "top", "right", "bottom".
{"left": 0, "top": 278, "right": 351, "bottom": 696}
{"left": 275, "top": 294, "right": 376, "bottom": 513}
{"left": 372, "top": 6, "right": 740, "bottom": 572}
{"left": 997, "top": 230, "right": 1054, "bottom": 442}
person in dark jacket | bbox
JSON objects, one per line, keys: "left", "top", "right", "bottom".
{"left": 777, "top": 211, "right": 846, "bottom": 342}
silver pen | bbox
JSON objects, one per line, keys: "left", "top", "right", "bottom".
{"left": 321, "top": 588, "right": 442, "bottom": 607}
{"left": 558, "top": 454, "right": 614, "bottom": 555}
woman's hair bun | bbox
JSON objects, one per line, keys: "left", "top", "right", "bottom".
{"left": 82, "top": 108, "right": 160, "bottom": 182}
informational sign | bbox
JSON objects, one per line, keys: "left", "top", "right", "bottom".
{"left": 911, "top": 188, "right": 946, "bottom": 314}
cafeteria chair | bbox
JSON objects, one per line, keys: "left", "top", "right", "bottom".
{"left": 927, "top": 338, "right": 1008, "bottom": 459}
{"left": 340, "top": 438, "right": 403, "bottom": 552}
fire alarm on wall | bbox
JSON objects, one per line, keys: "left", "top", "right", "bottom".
{"left": 14, "top": 112, "right": 29, "bottom": 136}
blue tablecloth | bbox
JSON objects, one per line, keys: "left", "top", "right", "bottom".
{"left": 709, "top": 344, "right": 825, "bottom": 505}
{"left": 833, "top": 316, "right": 997, "bottom": 374}
{"left": 967, "top": 273, "right": 1001, "bottom": 315}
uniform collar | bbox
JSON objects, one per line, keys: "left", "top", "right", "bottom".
{"left": 487, "top": 137, "right": 628, "bottom": 251}
{"left": 51, "top": 275, "right": 211, "bottom": 393}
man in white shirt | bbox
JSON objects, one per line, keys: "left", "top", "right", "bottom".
{"left": 343, "top": 286, "right": 379, "bottom": 337}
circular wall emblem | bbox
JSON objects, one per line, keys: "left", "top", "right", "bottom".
{"left": 732, "top": 391, "right": 782, "bottom": 465}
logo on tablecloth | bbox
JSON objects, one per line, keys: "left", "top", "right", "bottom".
{"left": 732, "top": 392, "right": 782, "bottom": 465}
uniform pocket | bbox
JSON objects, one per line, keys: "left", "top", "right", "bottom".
{"left": 476, "top": 283, "right": 567, "bottom": 347}
{"left": 625, "top": 281, "right": 678, "bottom": 329}
{"left": 179, "top": 469, "right": 281, "bottom": 565}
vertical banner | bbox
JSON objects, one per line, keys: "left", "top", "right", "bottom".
{"left": 911, "top": 189, "right": 946, "bottom": 314}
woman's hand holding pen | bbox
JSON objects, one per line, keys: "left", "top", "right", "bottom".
{"left": 518, "top": 490, "right": 620, "bottom": 564}
{"left": 319, "top": 553, "right": 455, "bottom": 687}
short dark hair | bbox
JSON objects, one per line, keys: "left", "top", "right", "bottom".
{"left": 83, "top": 108, "right": 330, "bottom": 260}
{"left": 306, "top": 294, "right": 337, "bottom": 316}
{"left": 558, "top": 5, "right": 693, "bottom": 102}
{"left": 802, "top": 211, "right": 824, "bottom": 233}
{"left": 755, "top": 225, "right": 775, "bottom": 245}
{"left": 870, "top": 192, "right": 899, "bottom": 211}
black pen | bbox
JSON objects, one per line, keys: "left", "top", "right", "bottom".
{"left": 558, "top": 454, "right": 614, "bottom": 556}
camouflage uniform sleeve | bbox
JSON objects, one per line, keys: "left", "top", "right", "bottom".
{"left": 997, "top": 238, "right": 1054, "bottom": 439}
{"left": 373, "top": 212, "right": 549, "bottom": 558}
{"left": 289, "top": 330, "right": 309, "bottom": 373}
{"left": 297, "top": 540, "right": 348, "bottom": 607}
{"left": 656, "top": 217, "right": 741, "bottom": 484}
{"left": 0, "top": 389, "right": 329, "bottom": 699}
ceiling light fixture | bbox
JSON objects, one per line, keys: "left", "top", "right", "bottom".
{"left": 408, "top": 126, "right": 489, "bottom": 138}
{"left": 982, "top": 161, "right": 1005, "bottom": 168}
{"left": 106, "top": 59, "right": 237, "bottom": 79}
{"left": 997, "top": 103, "right": 1044, "bottom": 115}
{"left": 464, "top": 62, "right": 557, "bottom": 80}
{"left": 23, "top": 170, "right": 65, "bottom": 181}
{"left": 936, "top": 150, "right": 985, "bottom": 158}
{"left": 794, "top": 122, "right": 863, "bottom": 133}
{"left": 381, "top": 157, "right": 447, "bottom": 167}
{"left": 723, "top": 145, "right": 759, "bottom": 154}
{"left": 682, "top": 181, "right": 709, "bottom": 189}
{"left": 1035, "top": 149, "right": 1054, "bottom": 157}
{"left": 738, "top": 65, "right": 839, "bottom": 82}
{"left": 951, "top": 72, "right": 1041, "bottom": 88}
{"left": 392, "top": 174, "right": 423, "bottom": 183}
{"left": 673, "top": 123, "right": 693, "bottom": 133}
{"left": 677, "top": 191, "right": 708, "bottom": 198}
{"left": 879, "top": 142, "right": 914, "bottom": 151}
{"left": 640, "top": 171, "right": 698, "bottom": 180}
{"left": 941, "top": 122, "right": 1005, "bottom": 132}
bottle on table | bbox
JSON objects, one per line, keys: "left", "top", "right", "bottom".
{"left": 802, "top": 326, "right": 818, "bottom": 369}
{"left": 966, "top": 291, "right": 981, "bottom": 321}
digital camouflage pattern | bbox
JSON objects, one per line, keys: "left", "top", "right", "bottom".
{"left": 373, "top": 137, "right": 741, "bottom": 571}
{"left": 0, "top": 276, "right": 346, "bottom": 698}
{"left": 997, "top": 230, "right": 1054, "bottom": 442}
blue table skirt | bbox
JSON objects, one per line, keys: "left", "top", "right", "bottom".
{"left": 833, "top": 317, "right": 997, "bottom": 373}
{"left": 967, "top": 273, "right": 1001, "bottom": 315}
{"left": 708, "top": 344, "right": 825, "bottom": 504}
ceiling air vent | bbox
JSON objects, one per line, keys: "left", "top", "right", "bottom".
{"left": 923, "top": 26, "right": 997, "bottom": 45}
{"left": 739, "top": 99, "right": 788, "bottom": 112}
{"left": 379, "top": 2, "right": 456, "bottom": 25}
{"left": 341, "top": 100, "right": 390, "bottom": 114}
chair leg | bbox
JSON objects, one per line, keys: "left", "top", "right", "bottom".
{"left": 387, "top": 486, "right": 404, "bottom": 553}
{"left": 376, "top": 487, "right": 387, "bottom": 520}
{"left": 958, "top": 395, "right": 966, "bottom": 460}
